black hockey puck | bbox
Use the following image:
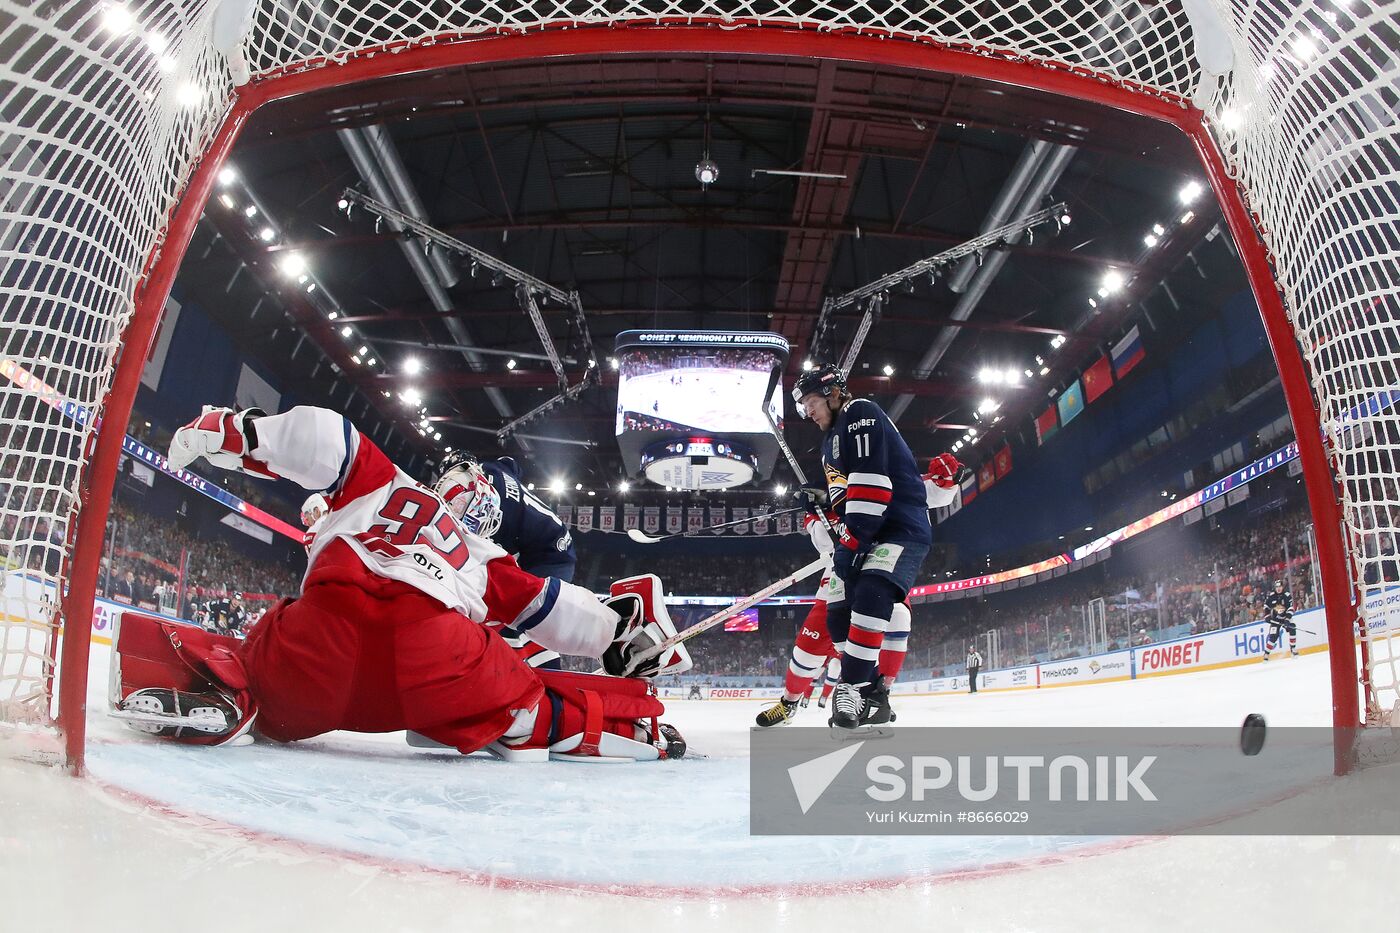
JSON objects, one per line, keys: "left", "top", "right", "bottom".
{"left": 1240, "top": 713, "right": 1267, "bottom": 756}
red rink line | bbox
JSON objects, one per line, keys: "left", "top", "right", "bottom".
{"left": 82, "top": 767, "right": 1140, "bottom": 899}
{"left": 82, "top": 729, "right": 1330, "bottom": 900}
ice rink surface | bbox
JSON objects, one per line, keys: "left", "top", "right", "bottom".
{"left": 3, "top": 639, "right": 1397, "bottom": 933}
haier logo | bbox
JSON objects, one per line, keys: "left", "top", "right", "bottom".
{"left": 1234, "top": 627, "right": 1269, "bottom": 656}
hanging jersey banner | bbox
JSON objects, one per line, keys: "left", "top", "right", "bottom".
{"left": 623, "top": 504, "right": 639, "bottom": 530}
{"left": 666, "top": 508, "right": 683, "bottom": 534}
{"left": 576, "top": 506, "right": 594, "bottom": 533}
{"left": 709, "top": 505, "right": 726, "bottom": 534}
{"left": 732, "top": 507, "right": 750, "bottom": 535}
{"left": 643, "top": 507, "right": 660, "bottom": 534}
{"left": 753, "top": 507, "right": 771, "bottom": 535}
{"left": 688, "top": 509, "right": 705, "bottom": 533}
{"left": 598, "top": 506, "right": 616, "bottom": 533}
{"left": 556, "top": 505, "right": 573, "bottom": 527}
{"left": 776, "top": 511, "right": 794, "bottom": 535}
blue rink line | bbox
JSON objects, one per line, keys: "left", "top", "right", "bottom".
{"left": 85, "top": 736, "right": 1099, "bottom": 891}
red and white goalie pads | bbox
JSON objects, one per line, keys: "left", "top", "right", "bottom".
{"left": 168, "top": 406, "right": 276, "bottom": 478}
{"left": 492, "top": 669, "right": 685, "bottom": 762}
{"left": 108, "top": 612, "right": 258, "bottom": 746}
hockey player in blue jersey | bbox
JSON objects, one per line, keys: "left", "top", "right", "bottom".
{"left": 792, "top": 363, "right": 933, "bottom": 735}
{"left": 434, "top": 452, "right": 575, "bottom": 669}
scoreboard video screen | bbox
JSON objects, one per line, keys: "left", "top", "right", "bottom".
{"left": 613, "top": 330, "right": 789, "bottom": 490}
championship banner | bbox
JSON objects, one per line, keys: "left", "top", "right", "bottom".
{"left": 709, "top": 505, "right": 725, "bottom": 534}
{"left": 598, "top": 506, "right": 616, "bottom": 533}
{"left": 557, "top": 505, "right": 574, "bottom": 527}
{"left": 753, "top": 507, "right": 771, "bottom": 535}
{"left": 732, "top": 507, "right": 750, "bottom": 535}
{"left": 623, "top": 504, "right": 639, "bottom": 530}
{"left": 643, "top": 507, "right": 660, "bottom": 534}
{"left": 576, "top": 506, "right": 594, "bottom": 533}
{"left": 666, "top": 508, "right": 683, "bottom": 534}
{"left": 776, "top": 511, "right": 794, "bottom": 535}
{"left": 687, "top": 509, "right": 705, "bottom": 533}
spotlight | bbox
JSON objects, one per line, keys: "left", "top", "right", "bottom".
{"left": 258, "top": 227, "right": 274, "bottom": 242}
{"left": 619, "top": 481, "right": 631, "bottom": 493}
{"left": 1144, "top": 234, "right": 1159, "bottom": 248}
{"left": 774, "top": 484, "right": 787, "bottom": 496}
{"left": 506, "top": 358, "right": 517, "bottom": 370}
{"left": 695, "top": 158, "right": 720, "bottom": 186}
{"left": 1178, "top": 180, "right": 1204, "bottom": 205}
{"left": 1101, "top": 269, "right": 1126, "bottom": 294}
{"left": 977, "top": 398, "right": 1000, "bottom": 414}
{"left": 336, "top": 197, "right": 349, "bottom": 211}
{"left": 1050, "top": 335, "right": 1067, "bottom": 349}
{"left": 403, "top": 357, "right": 423, "bottom": 376}
{"left": 217, "top": 167, "right": 237, "bottom": 187}
{"left": 400, "top": 388, "right": 422, "bottom": 407}
{"left": 608, "top": 357, "right": 619, "bottom": 370}
{"left": 882, "top": 364, "right": 895, "bottom": 376}
{"left": 280, "top": 253, "right": 307, "bottom": 278}
{"left": 802, "top": 359, "right": 814, "bottom": 371}
{"left": 244, "top": 204, "right": 257, "bottom": 218}
{"left": 102, "top": 4, "right": 133, "bottom": 34}
{"left": 339, "top": 326, "right": 352, "bottom": 338}
{"left": 575, "top": 483, "right": 583, "bottom": 491}
{"left": 550, "top": 479, "right": 566, "bottom": 495}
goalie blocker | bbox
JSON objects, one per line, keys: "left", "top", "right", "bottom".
{"left": 109, "top": 611, "right": 686, "bottom": 762}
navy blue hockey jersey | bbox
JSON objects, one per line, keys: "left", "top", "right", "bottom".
{"left": 821, "top": 398, "right": 932, "bottom": 548}
{"left": 481, "top": 457, "right": 577, "bottom": 582}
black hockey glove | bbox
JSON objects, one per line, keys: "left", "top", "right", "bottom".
{"left": 793, "top": 485, "right": 829, "bottom": 517}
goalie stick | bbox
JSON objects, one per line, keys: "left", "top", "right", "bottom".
{"left": 606, "top": 556, "right": 827, "bottom": 676}
{"left": 625, "top": 506, "right": 804, "bottom": 544}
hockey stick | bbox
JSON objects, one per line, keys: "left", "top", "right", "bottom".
{"left": 612, "top": 556, "right": 828, "bottom": 676}
{"left": 625, "top": 506, "right": 804, "bottom": 544}
{"left": 762, "top": 364, "right": 841, "bottom": 540}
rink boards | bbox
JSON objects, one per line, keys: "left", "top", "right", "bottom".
{"left": 661, "top": 605, "right": 1349, "bottom": 700}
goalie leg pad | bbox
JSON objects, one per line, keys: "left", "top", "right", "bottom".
{"left": 109, "top": 612, "right": 257, "bottom": 746}
{"left": 491, "top": 670, "right": 684, "bottom": 761}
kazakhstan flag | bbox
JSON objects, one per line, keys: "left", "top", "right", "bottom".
{"left": 1056, "top": 378, "right": 1085, "bottom": 426}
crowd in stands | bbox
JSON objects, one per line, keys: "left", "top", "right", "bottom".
{"left": 98, "top": 503, "right": 302, "bottom": 619}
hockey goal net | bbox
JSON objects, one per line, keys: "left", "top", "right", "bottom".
{"left": 1, "top": 0, "right": 1396, "bottom": 772}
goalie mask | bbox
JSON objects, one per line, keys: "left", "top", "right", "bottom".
{"left": 432, "top": 452, "right": 502, "bottom": 539}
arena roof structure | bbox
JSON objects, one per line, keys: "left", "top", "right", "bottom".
{"left": 176, "top": 51, "right": 1239, "bottom": 489}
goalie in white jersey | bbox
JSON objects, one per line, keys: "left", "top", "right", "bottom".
{"left": 108, "top": 404, "right": 691, "bottom": 762}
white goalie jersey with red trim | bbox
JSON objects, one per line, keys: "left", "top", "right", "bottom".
{"left": 253, "top": 406, "right": 522, "bottom": 624}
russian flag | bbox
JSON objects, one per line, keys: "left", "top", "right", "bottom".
{"left": 1111, "top": 325, "right": 1146, "bottom": 378}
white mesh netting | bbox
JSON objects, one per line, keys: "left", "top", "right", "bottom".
{"left": 1, "top": 0, "right": 1396, "bottom": 741}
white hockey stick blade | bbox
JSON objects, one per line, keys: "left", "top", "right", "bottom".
{"left": 627, "top": 528, "right": 661, "bottom": 545}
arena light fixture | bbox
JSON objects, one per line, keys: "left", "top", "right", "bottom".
{"left": 218, "top": 193, "right": 235, "bottom": 209}
{"left": 144, "top": 30, "right": 168, "bottom": 54}
{"left": 1004, "top": 369, "right": 1021, "bottom": 384}
{"left": 774, "top": 484, "right": 787, "bottom": 495}
{"left": 339, "top": 325, "right": 352, "bottom": 338}
{"left": 1144, "top": 233, "right": 1159, "bottom": 247}
{"left": 217, "top": 166, "right": 237, "bottom": 187}
{"left": 1181, "top": 210, "right": 1196, "bottom": 224}
{"left": 1152, "top": 223, "right": 1166, "bottom": 236}
{"left": 403, "top": 357, "right": 423, "bottom": 376}
{"left": 1040, "top": 366, "right": 1051, "bottom": 376}
{"left": 244, "top": 204, "right": 257, "bottom": 218}
{"left": 618, "top": 481, "right": 630, "bottom": 493}
{"left": 574, "top": 483, "right": 583, "bottom": 491}
{"left": 882, "top": 364, "right": 895, "bottom": 376}
{"left": 802, "top": 359, "right": 813, "bottom": 371}
{"left": 400, "top": 388, "right": 422, "bottom": 407}
{"left": 1050, "top": 335, "right": 1067, "bottom": 349}
{"left": 977, "top": 367, "right": 1002, "bottom": 385}
{"left": 1178, "top": 180, "right": 1204, "bottom": 205}
{"left": 608, "top": 357, "right": 619, "bottom": 370}
{"left": 101, "top": 4, "right": 133, "bottom": 34}
{"left": 977, "top": 398, "right": 1001, "bottom": 414}
{"left": 258, "top": 227, "right": 274, "bottom": 242}
{"left": 280, "top": 252, "right": 307, "bottom": 278}
{"left": 506, "top": 358, "right": 517, "bottom": 370}
{"left": 695, "top": 158, "right": 720, "bottom": 187}
{"left": 358, "top": 345, "right": 369, "bottom": 357}
{"left": 1101, "top": 269, "right": 1126, "bottom": 294}
{"left": 336, "top": 197, "right": 349, "bottom": 211}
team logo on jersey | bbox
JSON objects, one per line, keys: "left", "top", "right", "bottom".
{"left": 862, "top": 543, "right": 903, "bottom": 574}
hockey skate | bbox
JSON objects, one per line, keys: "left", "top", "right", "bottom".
{"left": 817, "top": 695, "right": 828, "bottom": 709}
{"left": 108, "top": 612, "right": 257, "bottom": 747}
{"left": 602, "top": 575, "right": 693, "bottom": 678}
{"left": 829, "top": 682, "right": 895, "bottom": 739}
{"left": 755, "top": 697, "right": 799, "bottom": 728}
{"left": 799, "top": 694, "right": 811, "bottom": 708}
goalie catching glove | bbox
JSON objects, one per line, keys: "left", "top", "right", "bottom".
{"left": 168, "top": 406, "right": 276, "bottom": 479}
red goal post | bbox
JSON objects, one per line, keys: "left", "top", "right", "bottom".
{"left": 1, "top": 1, "right": 1394, "bottom": 775}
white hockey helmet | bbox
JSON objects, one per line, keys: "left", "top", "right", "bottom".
{"left": 432, "top": 452, "right": 502, "bottom": 539}
{"left": 300, "top": 492, "right": 330, "bottom": 527}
